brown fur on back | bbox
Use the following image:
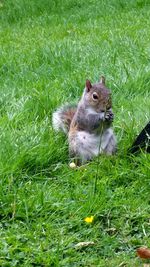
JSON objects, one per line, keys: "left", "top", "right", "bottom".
{"left": 61, "top": 108, "right": 77, "bottom": 131}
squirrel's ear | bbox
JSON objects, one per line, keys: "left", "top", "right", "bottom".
{"left": 100, "top": 76, "right": 105, "bottom": 85}
{"left": 86, "top": 80, "right": 92, "bottom": 91}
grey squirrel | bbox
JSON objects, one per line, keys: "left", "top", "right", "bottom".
{"left": 52, "top": 76, "right": 117, "bottom": 164}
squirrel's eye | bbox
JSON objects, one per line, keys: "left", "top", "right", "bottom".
{"left": 92, "top": 93, "right": 98, "bottom": 101}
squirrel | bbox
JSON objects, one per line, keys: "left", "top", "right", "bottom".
{"left": 52, "top": 76, "right": 117, "bottom": 164}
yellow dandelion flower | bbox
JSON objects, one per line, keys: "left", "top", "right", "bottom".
{"left": 84, "top": 216, "right": 94, "bottom": 223}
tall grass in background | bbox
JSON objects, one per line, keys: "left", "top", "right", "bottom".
{"left": 0, "top": 0, "right": 150, "bottom": 266}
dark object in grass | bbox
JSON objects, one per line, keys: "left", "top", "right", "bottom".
{"left": 129, "top": 121, "right": 150, "bottom": 154}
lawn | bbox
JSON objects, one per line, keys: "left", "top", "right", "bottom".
{"left": 0, "top": 0, "right": 150, "bottom": 266}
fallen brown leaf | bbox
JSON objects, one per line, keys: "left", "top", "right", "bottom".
{"left": 75, "top": 241, "right": 95, "bottom": 248}
{"left": 137, "top": 247, "right": 150, "bottom": 259}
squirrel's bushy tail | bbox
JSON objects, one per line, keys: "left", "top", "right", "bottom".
{"left": 52, "top": 104, "right": 77, "bottom": 134}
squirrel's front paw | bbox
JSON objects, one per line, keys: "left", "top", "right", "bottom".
{"left": 105, "top": 111, "right": 114, "bottom": 122}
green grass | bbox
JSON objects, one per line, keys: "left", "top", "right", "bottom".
{"left": 0, "top": 0, "right": 150, "bottom": 266}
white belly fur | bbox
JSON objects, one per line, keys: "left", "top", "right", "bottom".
{"left": 69, "top": 128, "right": 115, "bottom": 161}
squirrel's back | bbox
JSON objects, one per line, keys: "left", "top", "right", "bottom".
{"left": 52, "top": 104, "right": 77, "bottom": 134}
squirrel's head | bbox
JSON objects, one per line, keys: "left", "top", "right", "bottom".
{"left": 84, "top": 76, "right": 112, "bottom": 112}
